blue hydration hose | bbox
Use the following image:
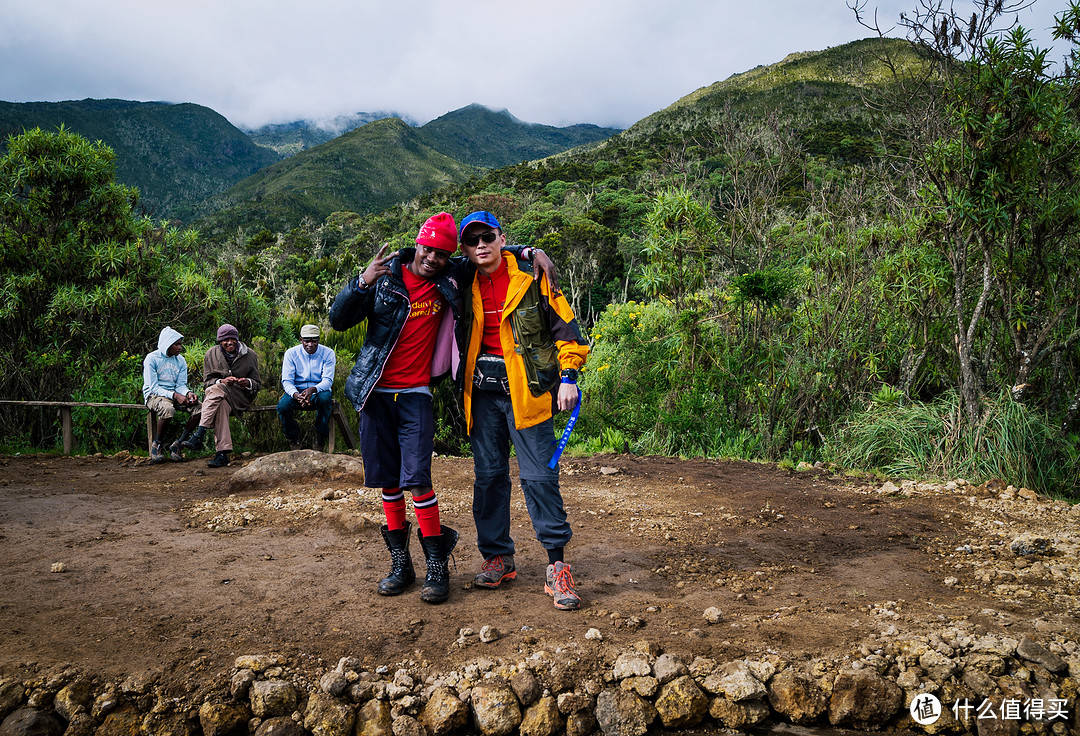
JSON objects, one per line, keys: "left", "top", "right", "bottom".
{"left": 548, "top": 386, "right": 582, "bottom": 469}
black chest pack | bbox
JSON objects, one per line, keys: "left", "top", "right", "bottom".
{"left": 473, "top": 353, "right": 510, "bottom": 394}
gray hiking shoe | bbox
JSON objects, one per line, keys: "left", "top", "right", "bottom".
{"left": 545, "top": 561, "right": 580, "bottom": 610}
{"left": 474, "top": 554, "right": 516, "bottom": 588}
{"left": 150, "top": 440, "right": 166, "bottom": 464}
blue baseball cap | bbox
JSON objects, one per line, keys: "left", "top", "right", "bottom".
{"left": 458, "top": 211, "right": 502, "bottom": 240}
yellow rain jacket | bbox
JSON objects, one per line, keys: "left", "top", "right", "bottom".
{"left": 459, "top": 253, "right": 589, "bottom": 432}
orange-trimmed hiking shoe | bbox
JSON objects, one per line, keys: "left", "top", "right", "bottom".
{"left": 474, "top": 555, "right": 516, "bottom": 588}
{"left": 545, "top": 561, "right": 580, "bottom": 610}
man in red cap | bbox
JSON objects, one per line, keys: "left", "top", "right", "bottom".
{"left": 330, "top": 212, "right": 555, "bottom": 604}
{"left": 329, "top": 212, "right": 465, "bottom": 604}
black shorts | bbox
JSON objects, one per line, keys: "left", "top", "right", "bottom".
{"left": 359, "top": 391, "right": 434, "bottom": 489}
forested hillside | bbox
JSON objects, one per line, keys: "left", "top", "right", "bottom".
{"left": 416, "top": 104, "right": 621, "bottom": 168}
{"left": 0, "top": 99, "right": 282, "bottom": 220}
{"left": 193, "top": 117, "right": 479, "bottom": 236}
{"left": 3, "top": 6, "right": 1079, "bottom": 498}
{"left": 193, "top": 106, "right": 620, "bottom": 234}
{"left": 0, "top": 100, "right": 616, "bottom": 224}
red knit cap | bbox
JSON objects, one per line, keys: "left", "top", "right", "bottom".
{"left": 416, "top": 212, "right": 458, "bottom": 253}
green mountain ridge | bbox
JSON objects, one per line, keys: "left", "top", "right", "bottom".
{"left": 194, "top": 117, "right": 479, "bottom": 237}
{"left": 416, "top": 104, "right": 621, "bottom": 168}
{"left": 0, "top": 99, "right": 282, "bottom": 220}
{"left": 195, "top": 105, "right": 622, "bottom": 234}
{"left": 0, "top": 98, "right": 622, "bottom": 227}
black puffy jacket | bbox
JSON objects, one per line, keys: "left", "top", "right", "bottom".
{"left": 329, "top": 248, "right": 464, "bottom": 411}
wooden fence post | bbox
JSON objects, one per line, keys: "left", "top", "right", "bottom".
{"left": 60, "top": 406, "right": 72, "bottom": 455}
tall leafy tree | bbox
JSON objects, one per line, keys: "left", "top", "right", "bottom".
{"left": 0, "top": 127, "right": 275, "bottom": 433}
{"left": 853, "top": 0, "right": 1080, "bottom": 425}
{"left": 636, "top": 187, "right": 719, "bottom": 308}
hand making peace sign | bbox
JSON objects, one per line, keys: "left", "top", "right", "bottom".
{"left": 360, "top": 243, "right": 398, "bottom": 289}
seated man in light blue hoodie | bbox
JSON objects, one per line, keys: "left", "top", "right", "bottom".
{"left": 142, "top": 326, "right": 202, "bottom": 463}
{"left": 278, "top": 324, "right": 337, "bottom": 451}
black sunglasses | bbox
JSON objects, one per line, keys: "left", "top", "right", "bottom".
{"left": 462, "top": 231, "right": 499, "bottom": 247}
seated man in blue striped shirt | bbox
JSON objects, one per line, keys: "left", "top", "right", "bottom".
{"left": 278, "top": 324, "right": 337, "bottom": 451}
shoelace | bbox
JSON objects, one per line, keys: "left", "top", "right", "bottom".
{"left": 481, "top": 556, "right": 505, "bottom": 572}
{"left": 553, "top": 566, "right": 576, "bottom": 595}
{"left": 389, "top": 548, "right": 411, "bottom": 570}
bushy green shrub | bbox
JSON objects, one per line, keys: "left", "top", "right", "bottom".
{"left": 831, "top": 391, "right": 1080, "bottom": 499}
{"left": 69, "top": 350, "right": 145, "bottom": 453}
{"left": 581, "top": 299, "right": 678, "bottom": 445}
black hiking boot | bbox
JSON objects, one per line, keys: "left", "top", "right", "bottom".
{"left": 378, "top": 522, "right": 416, "bottom": 596}
{"left": 207, "top": 451, "right": 230, "bottom": 468}
{"left": 181, "top": 426, "right": 207, "bottom": 451}
{"left": 418, "top": 524, "right": 458, "bottom": 604}
{"left": 169, "top": 430, "right": 189, "bottom": 461}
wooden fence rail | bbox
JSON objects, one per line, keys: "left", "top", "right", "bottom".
{"left": 0, "top": 399, "right": 357, "bottom": 456}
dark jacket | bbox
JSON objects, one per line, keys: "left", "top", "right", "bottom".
{"left": 329, "top": 248, "right": 464, "bottom": 412}
{"left": 202, "top": 341, "right": 261, "bottom": 413}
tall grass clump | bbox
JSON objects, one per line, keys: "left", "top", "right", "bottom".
{"left": 831, "top": 390, "right": 1080, "bottom": 499}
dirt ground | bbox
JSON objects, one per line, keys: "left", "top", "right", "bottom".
{"left": 0, "top": 450, "right": 1077, "bottom": 699}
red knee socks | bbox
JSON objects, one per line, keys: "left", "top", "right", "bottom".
{"left": 381, "top": 488, "right": 406, "bottom": 530}
{"left": 411, "top": 489, "right": 441, "bottom": 538}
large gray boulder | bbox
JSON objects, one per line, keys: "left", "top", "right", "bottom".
{"left": 594, "top": 689, "right": 656, "bottom": 736}
{"left": 1016, "top": 637, "right": 1067, "bottom": 673}
{"left": 828, "top": 670, "right": 903, "bottom": 727}
{"left": 229, "top": 451, "right": 364, "bottom": 491}
{"left": 767, "top": 669, "right": 828, "bottom": 724}
{"left": 702, "top": 661, "right": 767, "bottom": 702}
{"left": 470, "top": 684, "right": 522, "bottom": 736}
{"left": 652, "top": 654, "right": 689, "bottom": 685}
{"left": 0, "top": 708, "right": 62, "bottom": 736}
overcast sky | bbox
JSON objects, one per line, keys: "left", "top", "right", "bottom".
{"left": 0, "top": 1, "right": 1065, "bottom": 131}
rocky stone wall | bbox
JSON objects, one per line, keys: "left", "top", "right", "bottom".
{"left": 1, "top": 631, "right": 1077, "bottom": 736}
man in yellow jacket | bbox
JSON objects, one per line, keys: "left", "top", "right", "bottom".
{"left": 456, "top": 211, "right": 589, "bottom": 610}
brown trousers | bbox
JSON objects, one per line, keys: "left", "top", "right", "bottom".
{"left": 199, "top": 383, "right": 236, "bottom": 452}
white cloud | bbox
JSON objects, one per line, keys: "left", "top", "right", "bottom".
{"left": 0, "top": 0, "right": 1067, "bottom": 129}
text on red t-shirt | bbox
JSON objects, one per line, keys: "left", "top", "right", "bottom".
{"left": 377, "top": 267, "right": 446, "bottom": 389}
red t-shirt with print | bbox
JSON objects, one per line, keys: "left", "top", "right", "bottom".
{"left": 476, "top": 259, "right": 510, "bottom": 356}
{"left": 377, "top": 266, "right": 446, "bottom": 389}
